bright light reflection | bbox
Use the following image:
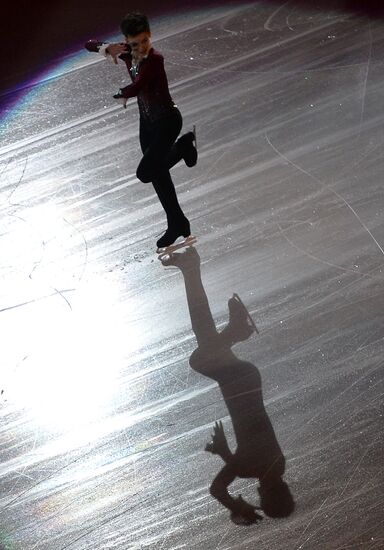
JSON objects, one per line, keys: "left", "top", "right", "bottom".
{"left": 7, "top": 276, "right": 142, "bottom": 432}
{"left": 2, "top": 202, "right": 145, "bottom": 434}
{"left": 2, "top": 202, "right": 75, "bottom": 280}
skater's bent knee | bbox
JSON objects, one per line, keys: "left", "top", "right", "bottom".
{"left": 136, "top": 167, "right": 152, "bottom": 184}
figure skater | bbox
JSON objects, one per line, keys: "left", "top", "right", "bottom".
{"left": 85, "top": 12, "right": 197, "bottom": 250}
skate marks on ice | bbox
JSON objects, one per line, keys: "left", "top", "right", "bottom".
{"left": 165, "top": 2, "right": 384, "bottom": 287}
{"left": 0, "top": 2, "right": 384, "bottom": 549}
{"left": 0, "top": 154, "right": 90, "bottom": 316}
{"left": 160, "top": 248, "right": 293, "bottom": 525}
{"left": 265, "top": 133, "right": 384, "bottom": 259}
{"left": 263, "top": 0, "right": 293, "bottom": 32}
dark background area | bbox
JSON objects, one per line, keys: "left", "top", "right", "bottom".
{"left": 1, "top": 0, "right": 383, "bottom": 101}
{"left": 0, "top": 0, "right": 228, "bottom": 97}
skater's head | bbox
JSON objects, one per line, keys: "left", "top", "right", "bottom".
{"left": 121, "top": 13, "right": 151, "bottom": 57}
{"left": 121, "top": 12, "right": 150, "bottom": 36}
{"left": 258, "top": 480, "right": 295, "bottom": 518}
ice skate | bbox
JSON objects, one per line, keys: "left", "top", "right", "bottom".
{"left": 157, "top": 234, "right": 197, "bottom": 260}
{"left": 156, "top": 216, "right": 191, "bottom": 250}
{"left": 192, "top": 124, "right": 197, "bottom": 151}
{"left": 178, "top": 125, "right": 198, "bottom": 167}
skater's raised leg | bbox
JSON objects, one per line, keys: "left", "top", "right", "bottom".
{"left": 170, "top": 127, "right": 197, "bottom": 168}
{"left": 137, "top": 114, "right": 197, "bottom": 184}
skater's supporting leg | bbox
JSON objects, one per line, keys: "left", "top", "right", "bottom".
{"left": 137, "top": 111, "right": 192, "bottom": 247}
{"left": 152, "top": 173, "right": 187, "bottom": 228}
{"left": 152, "top": 167, "right": 191, "bottom": 248}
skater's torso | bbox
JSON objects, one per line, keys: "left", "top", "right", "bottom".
{"left": 121, "top": 47, "right": 177, "bottom": 123}
{"left": 85, "top": 41, "right": 177, "bottom": 123}
{"left": 190, "top": 349, "right": 285, "bottom": 481}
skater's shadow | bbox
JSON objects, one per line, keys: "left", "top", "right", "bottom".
{"left": 161, "top": 247, "right": 295, "bottom": 525}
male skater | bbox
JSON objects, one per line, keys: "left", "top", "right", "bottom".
{"left": 85, "top": 13, "right": 197, "bottom": 250}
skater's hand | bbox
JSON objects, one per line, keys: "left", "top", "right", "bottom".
{"left": 106, "top": 43, "right": 127, "bottom": 64}
{"left": 113, "top": 90, "right": 128, "bottom": 109}
{"left": 231, "top": 495, "right": 263, "bottom": 525}
{"left": 205, "top": 421, "right": 229, "bottom": 455}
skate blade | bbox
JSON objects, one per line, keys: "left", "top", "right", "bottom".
{"left": 232, "top": 293, "right": 259, "bottom": 334}
{"left": 192, "top": 124, "right": 197, "bottom": 150}
{"left": 157, "top": 235, "right": 197, "bottom": 259}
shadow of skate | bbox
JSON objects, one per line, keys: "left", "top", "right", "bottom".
{"left": 161, "top": 247, "right": 295, "bottom": 525}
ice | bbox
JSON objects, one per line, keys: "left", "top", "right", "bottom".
{"left": 0, "top": 2, "right": 383, "bottom": 549}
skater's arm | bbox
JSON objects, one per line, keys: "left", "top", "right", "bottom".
{"left": 205, "top": 421, "right": 233, "bottom": 463}
{"left": 210, "top": 465, "right": 262, "bottom": 524}
{"left": 84, "top": 40, "right": 131, "bottom": 64}
{"left": 209, "top": 464, "right": 237, "bottom": 510}
{"left": 116, "top": 51, "right": 162, "bottom": 99}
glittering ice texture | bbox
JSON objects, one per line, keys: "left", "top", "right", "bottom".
{"left": 0, "top": 2, "right": 383, "bottom": 549}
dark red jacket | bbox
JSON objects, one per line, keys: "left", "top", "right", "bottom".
{"left": 85, "top": 40, "right": 176, "bottom": 123}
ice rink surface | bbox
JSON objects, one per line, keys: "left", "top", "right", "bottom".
{"left": 1, "top": 1, "right": 383, "bottom": 548}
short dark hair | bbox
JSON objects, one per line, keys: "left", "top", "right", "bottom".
{"left": 120, "top": 13, "right": 150, "bottom": 37}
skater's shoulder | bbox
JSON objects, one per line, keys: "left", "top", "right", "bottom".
{"left": 148, "top": 48, "right": 164, "bottom": 62}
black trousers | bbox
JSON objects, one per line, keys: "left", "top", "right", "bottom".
{"left": 137, "top": 108, "right": 187, "bottom": 228}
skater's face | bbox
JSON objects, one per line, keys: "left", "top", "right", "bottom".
{"left": 125, "top": 31, "right": 152, "bottom": 58}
